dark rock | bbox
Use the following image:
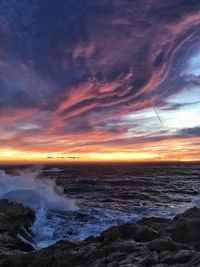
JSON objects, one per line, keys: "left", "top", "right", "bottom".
{"left": 1, "top": 201, "right": 200, "bottom": 267}
{"left": 169, "top": 219, "right": 200, "bottom": 244}
{"left": 98, "top": 224, "right": 138, "bottom": 243}
{"left": 142, "top": 252, "right": 159, "bottom": 266}
{"left": 138, "top": 217, "right": 171, "bottom": 231}
{"left": 0, "top": 199, "right": 35, "bottom": 257}
{"left": 136, "top": 226, "right": 159, "bottom": 242}
{"left": 160, "top": 249, "right": 193, "bottom": 265}
{"left": 174, "top": 207, "right": 200, "bottom": 221}
{"left": 148, "top": 237, "right": 179, "bottom": 252}
{"left": 184, "top": 252, "right": 200, "bottom": 266}
{"left": 99, "top": 223, "right": 158, "bottom": 244}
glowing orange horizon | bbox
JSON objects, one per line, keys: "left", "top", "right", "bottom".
{"left": 0, "top": 136, "right": 199, "bottom": 164}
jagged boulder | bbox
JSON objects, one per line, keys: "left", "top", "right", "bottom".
{"left": 0, "top": 199, "right": 35, "bottom": 259}
{"left": 1, "top": 202, "right": 200, "bottom": 267}
{"left": 98, "top": 223, "right": 159, "bottom": 244}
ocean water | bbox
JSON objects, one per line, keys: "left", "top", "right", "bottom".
{"left": 0, "top": 162, "right": 200, "bottom": 249}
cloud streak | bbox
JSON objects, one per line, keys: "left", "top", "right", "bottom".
{"left": 0, "top": 0, "right": 200, "bottom": 161}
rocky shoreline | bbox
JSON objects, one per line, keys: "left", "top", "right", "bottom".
{"left": 1, "top": 200, "right": 200, "bottom": 266}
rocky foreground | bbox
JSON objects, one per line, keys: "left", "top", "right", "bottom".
{"left": 1, "top": 200, "right": 200, "bottom": 266}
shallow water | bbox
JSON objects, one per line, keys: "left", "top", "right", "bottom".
{"left": 0, "top": 162, "right": 200, "bottom": 248}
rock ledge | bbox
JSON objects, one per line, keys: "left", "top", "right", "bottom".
{"left": 1, "top": 200, "right": 200, "bottom": 267}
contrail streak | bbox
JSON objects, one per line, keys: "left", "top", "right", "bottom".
{"left": 153, "top": 106, "right": 163, "bottom": 125}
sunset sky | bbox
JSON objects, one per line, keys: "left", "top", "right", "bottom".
{"left": 0, "top": 0, "right": 200, "bottom": 163}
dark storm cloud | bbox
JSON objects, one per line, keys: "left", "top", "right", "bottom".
{"left": 0, "top": 0, "right": 200, "bottom": 152}
{"left": 153, "top": 73, "right": 200, "bottom": 108}
{"left": 180, "top": 126, "right": 200, "bottom": 137}
{"left": 160, "top": 100, "right": 200, "bottom": 111}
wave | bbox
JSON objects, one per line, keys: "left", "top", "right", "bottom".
{"left": 0, "top": 166, "right": 77, "bottom": 248}
{"left": 44, "top": 168, "right": 64, "bottom": 173}
{"left": 0, "top": 167, "right": 77, "bottom": 211}
{"left": 0, "top": 166, "right": 200, "bottom": 249}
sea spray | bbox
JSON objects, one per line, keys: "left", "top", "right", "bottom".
{"left": 0, "top": 167, "right": 77, "bottom": 211}
{"left": 0, "top": 167, "right": 77, "bottom": 248}
{"left": 0, "top": 163, "right": 200, "bottom": 249}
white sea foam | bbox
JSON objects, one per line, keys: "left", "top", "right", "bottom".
{"left": 0, "top": 167, "right": 77, "bottom": 248}
{"left": 192, "top": 196, "right": 200, "bottom": 208}
{"left": 44, "top": 168, "right": 64, "bottom": 173}
{"left": 0, "top": 167, "right": 76, "bottom": 211}
{"left": 0, "top": 166, "right": 199, "bottom": 250}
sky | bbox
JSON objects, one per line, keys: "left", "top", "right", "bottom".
{"left": 0, "top": 0, "right": 200, "bottom": 163}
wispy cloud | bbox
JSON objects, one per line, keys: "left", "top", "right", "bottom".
{"left": 0, "top": 0, "right": 200, "bottom": 161}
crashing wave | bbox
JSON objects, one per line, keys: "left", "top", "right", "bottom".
{"left": 0, "top": 167, "right": 77, "bottom": 248}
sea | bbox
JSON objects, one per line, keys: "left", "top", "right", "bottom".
{"left": 0, "top": 162, "right": 199, "bottom": 249}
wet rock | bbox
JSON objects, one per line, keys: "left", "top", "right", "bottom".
{"left": 142, "top": 251, "right": 159, "bottom": 266}
{"left": 160, "top": 249, "right": 193, "bottom": 265}
{"left": 98, "top": 224, "right": 138, "bottom": 243}
{"left": 99, "top": 223, "right": 158, "bottom": 244}
{"left": 0, "top": 199, "right": 35, "bottom": 257}
{"left": 148, "top": 237, "right": 179, "bottom": 252}
{"left": 1, "top": 201, "right": 200, "bottom": 267}
{"left": 136, "top": 226, "right": 159, "bottom": 242}
{"left": 169, "top": 220, "right": 200, "bottom": 244}
{"left": 174, "top": 207, "right": 200, "bottom": 221}
{"left": 184, "top": 252, "right": 200, "bottom": 266}
{"left": 138, "top": 217, "right": 171, "bottom": 231}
